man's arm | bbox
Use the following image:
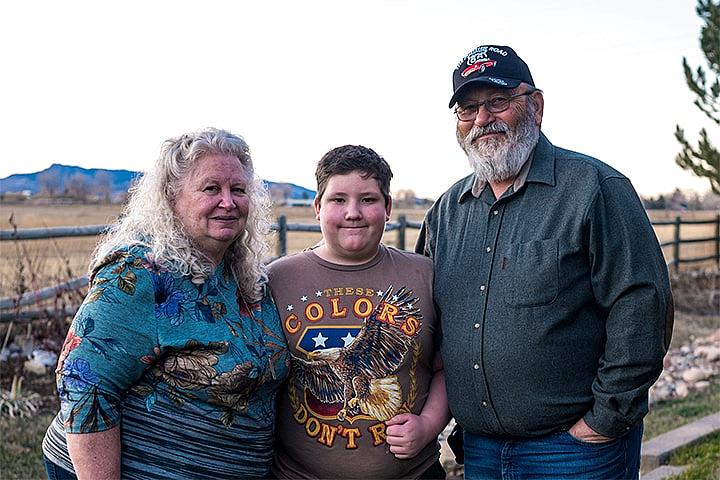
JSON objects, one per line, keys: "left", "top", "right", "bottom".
{"left": 385, "top": 353, "right": 451, "bottom": 459}
{"left": 581, "top": 177, "right": 674, "bottom": 438}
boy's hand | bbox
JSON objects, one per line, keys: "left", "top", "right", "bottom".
{"left": 385, "top": 413, "right": 433, "bottom": 459}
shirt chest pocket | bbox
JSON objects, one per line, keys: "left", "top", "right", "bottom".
{"left": 501, "top": 239, "right": 559, "bottom": 307}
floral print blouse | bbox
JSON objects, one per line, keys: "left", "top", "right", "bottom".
{"left": 43, "top": 246, "right": 289, "bottom": 479}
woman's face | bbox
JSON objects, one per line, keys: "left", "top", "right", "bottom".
{"left": 173, "top": 153, "right": 250, "bottom": 264}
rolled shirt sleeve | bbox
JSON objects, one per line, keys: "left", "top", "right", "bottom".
{"left": 56, "top": 251, "right": 158, "bottom": 433}
{"left": 582, "top": 177, "right": 674, "bottom": 437}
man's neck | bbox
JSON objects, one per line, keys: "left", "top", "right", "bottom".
{"left": 489, "top": 178, "right": 515, "bottom": 200}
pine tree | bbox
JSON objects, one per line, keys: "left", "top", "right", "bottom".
{"left": 675, "top": 0, "right": 720, "bottom": 194}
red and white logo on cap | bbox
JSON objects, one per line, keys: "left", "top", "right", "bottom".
{"left": 461, "top": 60, "right": 496, "bottom": 78}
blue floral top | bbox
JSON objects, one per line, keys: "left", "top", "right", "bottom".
{"left": 43, "top": 246, "right": 289, "bottom": 479}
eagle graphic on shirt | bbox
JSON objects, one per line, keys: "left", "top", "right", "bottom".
{"left": 292, "top": 285, "right": 422, "bottom": 422}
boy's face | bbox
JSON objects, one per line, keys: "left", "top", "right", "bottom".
{"left": 314, "top": 171, "right": 391, "bottom": 265}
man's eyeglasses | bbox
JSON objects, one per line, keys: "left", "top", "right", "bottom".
{"left": 454, "top": 89, "right": 541, "bottom": 122}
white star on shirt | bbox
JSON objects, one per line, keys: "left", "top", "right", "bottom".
{"left": 286, "top": 304, "right": 294, "bottom": 312}
{"left": 376, "top": 290, "right": 384, "bottom": 296}
{"left": 316, "top": 290, "right": 323, "bottom": 297}
{"left": 300, "top": 295, "right": 308, "bottom": 302}
{"left": 391, "top": 294, "right": 399, "bottom": 302}
{"left": 312, "top": 332, "right": 328, "bottom": 348}
{"left": 341, "top": 332, "right": 356, "bottom": 347}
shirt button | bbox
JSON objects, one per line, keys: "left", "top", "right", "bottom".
{"left": 493, "top": 210, "right": 499, "bottom": 215}
{"left": 485, "top": 246, "right": 491, "bottom": 253}
{"left": 480, "top": 285, "right": 486, "bottom": 291}
{"left": 474, "top": 322, "right": 480, "bottom": 329}
{"left": 482, "top": 400, "right": 488, "bottom": 407}
{"left": 473, "top": 363, "right": 480, "bottom": 370}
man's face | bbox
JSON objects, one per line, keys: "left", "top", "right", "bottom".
{"left": 456, "top": 85, "right": 543, "bottom": 141}
{"left": 455, "top": 85, "right": 543, "bottom": 183}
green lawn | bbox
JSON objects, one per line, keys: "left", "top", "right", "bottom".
{"left": 644, "top": 381, "right": 720, "bottom": 440}
{"left": 0, "top": 408, "right": 56, "bottom": 479}
{"left": 642, "top": 382, "right": 720, "bottom": 479}
{"left": 668, "top": 432, "right": 720, "bottom": 480}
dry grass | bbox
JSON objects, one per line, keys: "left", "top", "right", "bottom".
{"left": 0, "top": 204, "right": 717, "bottom": 297}
{"left": 648, "top": 210, "right": 720, "bottom": 272}
{"left": 0, "top": 204, "right": 122, "bottom": 297}
{"left": 0, "top": 203, "right": 429, "bottom": 297}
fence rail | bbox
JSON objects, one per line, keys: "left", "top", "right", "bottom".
{"left": 655, "top": 214, "right": 720, "bottom": 271}
{"left": 1, "top": 213, "right": 717, "bottom": 321}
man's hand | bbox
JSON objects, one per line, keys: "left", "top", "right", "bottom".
{"left": 385, "top": 413, "right": 434, "bottom": 459}
{"left": 568, "top": 417, "right": 614, "bottom": 443}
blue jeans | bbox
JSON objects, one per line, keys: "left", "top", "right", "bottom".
{"left": 43, "top": 456, "right": 77, "bottom": 480}
{"left": 463, "top": 424, "right": 643, "bottom": 480}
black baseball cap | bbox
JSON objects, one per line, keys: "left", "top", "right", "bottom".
{"left": 449, "top": 45, "right": 535, "bottom": 108}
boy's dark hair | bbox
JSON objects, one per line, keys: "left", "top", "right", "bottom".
{"left": 315, "top": 145, "right": 393, "bottom": 205}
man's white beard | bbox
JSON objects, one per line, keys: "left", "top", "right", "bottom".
{"left": 458, "top": 102, "right": 540, "bottom": 184}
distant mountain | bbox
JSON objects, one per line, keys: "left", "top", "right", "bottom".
{"left": 0, "top": 163, "right": 316, "bottom": 200}
{"left": 0, "top": 164, "right": 139, "bottom": 197}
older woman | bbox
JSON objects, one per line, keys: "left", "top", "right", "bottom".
{"left": 42, "top": 128, "right": 289, "bottom": 479}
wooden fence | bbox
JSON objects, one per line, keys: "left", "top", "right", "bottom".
{"left": 1, "top": 213, "right": 718, "bottom": 322}
{"left": 655, "top": 214, "right": 720, "bottom": 273}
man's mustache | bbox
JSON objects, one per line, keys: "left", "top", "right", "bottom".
{"left": 467, "top": 122, "right": 509, "bottom": 142}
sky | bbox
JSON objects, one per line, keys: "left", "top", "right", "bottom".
{"left": 0, "top": 0, "right": 714, "bottom": 200}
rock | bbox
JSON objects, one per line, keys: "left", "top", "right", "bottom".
{"left": 663, "top": 354, "right": 672, "bottom": 368}
{"left": 649, "top": 384, "right": 673, "bottom": 403}
{"left": 675, "top": 382, "right": 689, "bottom": 399}
{"left": 694, "top": 346, "right": 720, "bottom": 362}
{"left": 682, "top": 367, "right": 711, "bottom": 382}
{"left": 694, "top": 381, "right": 710, "bottom": 391}
{"left": 31, "top": 349, "right": 58, "bottom": 367}
{"left": 23, "top": 358, "right": 47, "bottom": 375}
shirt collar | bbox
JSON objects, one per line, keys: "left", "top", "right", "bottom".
{"left": 459, "top": 132, "right": 555, "bottom": 202}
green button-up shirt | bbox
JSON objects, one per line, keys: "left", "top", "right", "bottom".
{"left": 416, "top": 133, "right": 673, "bottom": 438}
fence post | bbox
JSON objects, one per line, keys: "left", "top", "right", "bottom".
{"left": 397, "top": 215, "right": 407, "bottom": 251}
{"left": 277, "top": 215, "right": 287, "bottom": 258}
{"left": 716, "top": 214, "right": 720, "bottom": 268}
{"left": 673, "top": 216, "right": 681, "bottom": 273}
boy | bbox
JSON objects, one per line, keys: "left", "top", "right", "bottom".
{"left": 268, "top": 145, "right": 449, "bottom": 479}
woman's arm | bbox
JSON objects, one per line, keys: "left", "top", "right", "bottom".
{"left": 67, "top": 427, "right": 121, "bottom": 479}
{"left": 58, "top": 249, "right": 159, "bottom": 476}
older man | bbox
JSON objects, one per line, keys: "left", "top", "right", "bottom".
{"left": 416, "top": 44, "right": 674, "bottom": 479}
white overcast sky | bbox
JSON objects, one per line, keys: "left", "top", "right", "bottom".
{"left": 0, "top": 0, "right": 713, "bottom": 199}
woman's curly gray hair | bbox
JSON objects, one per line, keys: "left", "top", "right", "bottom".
{"left": 91, "top": 127, "right": 272, "bottom": 302}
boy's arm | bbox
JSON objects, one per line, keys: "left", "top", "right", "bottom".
{"left": 385, "top": 353, "right": 451, "bottom": 459}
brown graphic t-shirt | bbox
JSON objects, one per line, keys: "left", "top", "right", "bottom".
{"left": 268, "top": 245, "right": 439, "bottom": 479}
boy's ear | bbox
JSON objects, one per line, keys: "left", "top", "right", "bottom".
{"left": 385, "top": 195, "right": 392, "bottom": 221}
{"left": 313, "top": 196, "right": 321, "bottom": 220}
